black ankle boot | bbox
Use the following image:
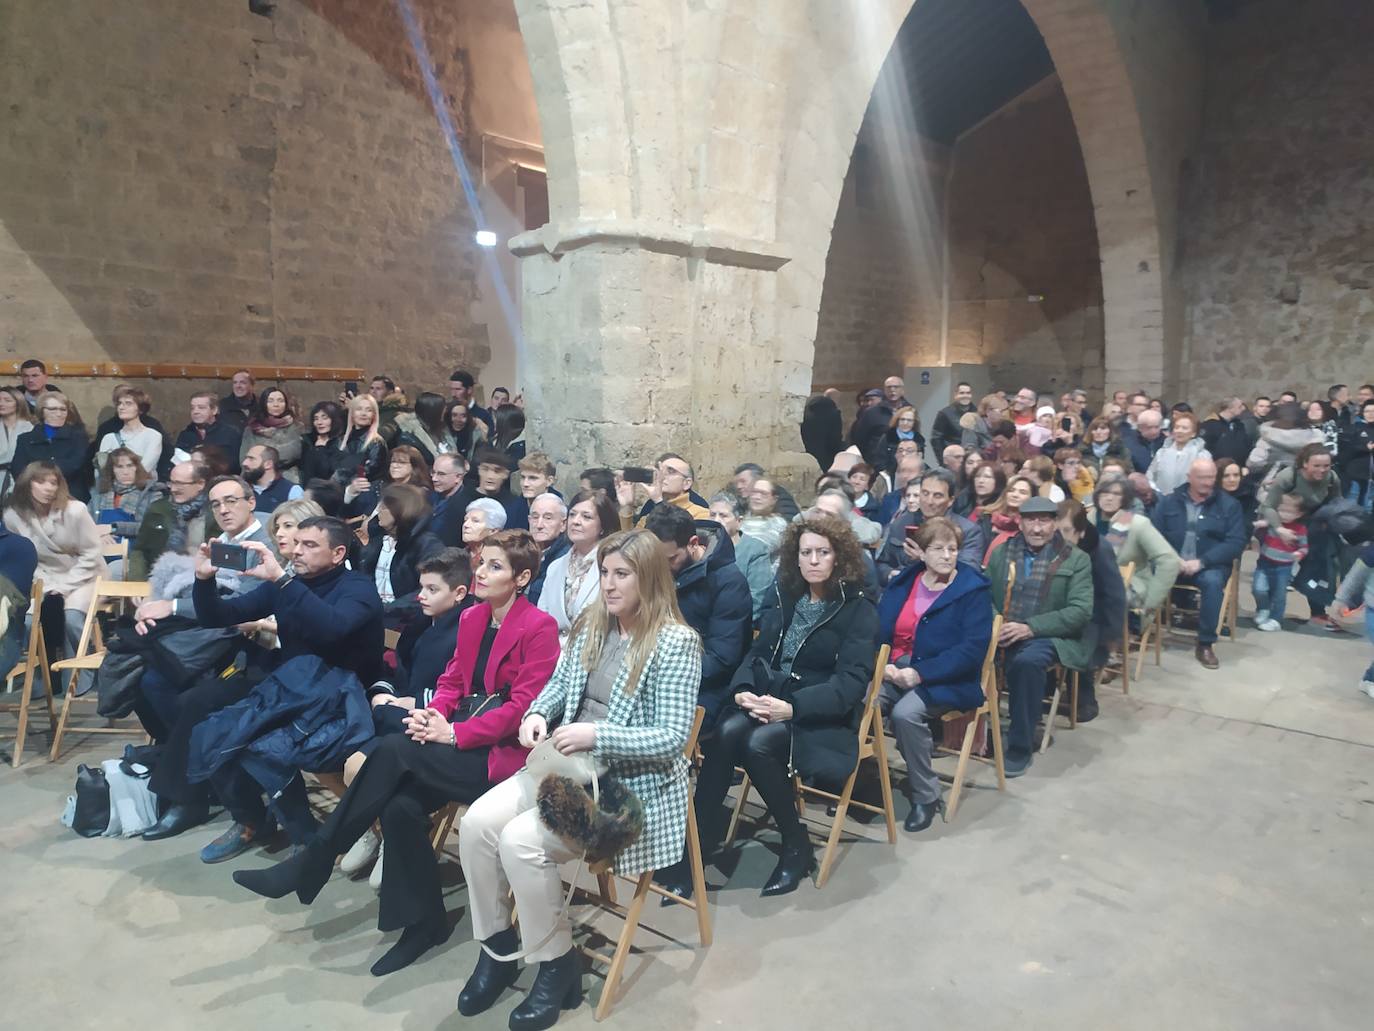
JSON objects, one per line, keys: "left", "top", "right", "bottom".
{"left": 760, "top": 840, "right": 815, "bottom": 897}
{"left": 903, "top": 796, "right": 945, "bottom": 833}
{"left": 231, "top": 840, "right": 332, "bottom": 904}
{"left": 457, "top": 927, "right": 520, "bottom": 1016}
{"left": 508, "top": 947, "right": 583, "bottom": 1031}
{"left": 371, "top": 916, "right": 452, "bottom": 976}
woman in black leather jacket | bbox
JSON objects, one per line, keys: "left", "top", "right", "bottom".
{"left": 358, "top": 484, "right": 445, "bottom": 628}
{"left": 686, "top": 513, "right": 878, "bottom": 897}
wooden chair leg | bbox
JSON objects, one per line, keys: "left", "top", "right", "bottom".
{"left": 724, "top": 774, "right": 751, "bottom": 846}
{"left": 594, "top": 871, "right": 653, "bottom": 1022}
{"left": 870, "top": 730, "right": 897, "bottom": 844}
{"left": 945, "top": 711, "right": 980, "bottom": 821}
{"left": 987, "top": 695, "right": 1007, "bottom": 791}
{"left": 1041, "top": 669, "right": 1062, "bottom": 755}
{"left": 1068, "top": 670, "right": 1079, "bottom": 730}
{"left": 684, "top": 804, "right": 712, "bottom": 946}
{"left": 815, "top": 768, "right": 859, "bottom": 889}
{"left": 49, "top": 684, "right": 77, "bottom": 762}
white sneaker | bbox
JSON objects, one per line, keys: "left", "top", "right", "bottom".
{"left": 1361, "top": 680, "right": 1374, "bottom": 701}
{"left": 1256, "top": 618, "right": 1282, "bottom": 632}
{"left": 339, "top": 828, "right": 381, "bottom": 877}
{"left": 1253, "top": 610, "right": 1269, "bottom": 628}
{"left": 369, "top": 841, "right": 385, "bottom": 893}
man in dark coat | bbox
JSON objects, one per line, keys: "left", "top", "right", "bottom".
{"left": 644, "top": 507, "right": 752, "bottom": 728}
{"left": 166, "top": 391, "right": 243, "bottom": 478}
{"left": 1200, "top": 397, "right": 1252, "bottom": 464}
{"left": 218, "top": 370, "right": 257, "bottom": 430}
{"left": 1120, "top": 409, "right": 1166, "bottom": 473}
{"left": 429, "top": 453, "right": 468, "bottom": 547}
{"left": 930, "top": 382, "right": 976, "bottom": 464}
{"left": 525, "top": 493, "right": 569, "bottom": 605}
{"left": 875, "top": 470, "right": 985, "bottom": 583}
{"left": 849, "top": 389, "right": 893, "bottom": 466}
{"left": 142, "top": 516, "right": 383, "bottom": 861}
{"left": 1151, "top": 458, "right": 1247, "bottom": 670}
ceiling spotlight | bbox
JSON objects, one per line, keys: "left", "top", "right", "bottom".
{"left": 474, "top": 231, "right": 498, "bottom": 248}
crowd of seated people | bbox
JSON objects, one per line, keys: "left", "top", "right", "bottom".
{"left": 5, "top": 359, "right": 1374, "bottom": 1028}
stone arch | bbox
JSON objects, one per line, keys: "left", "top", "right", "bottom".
{"left": 508, "top": 0, "right": 1197, "bottom": 480}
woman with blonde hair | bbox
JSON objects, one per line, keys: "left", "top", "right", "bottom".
{"left": 673, "top": 513, "right": 877, "bottom": 899}
{"left": 334, "top": 393, "right": 388, "bottom": 486}
{"left": 881, "top": 405, "right": 926, "bottom": 472}
{"left": 267, "top": 497, "right": 325, "bottom": 561}
{"left": 455, "top": 528, "right": 701, "bottom": 1027}
{"left": 3, "top": 462, "right": 103, "bottom": 679}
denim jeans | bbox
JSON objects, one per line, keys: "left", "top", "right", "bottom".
{"left": 1003, "top": 638, "right": 1057, "bottom": 762}
{"left": 1251, "top": 559, "right": 1295, "bottom": 622}
{"left": 1177, "top": 567, "right": 1229, "bottom": 645}
{"left": 1346, "top": 479, "right": 1373, "bottom": 513}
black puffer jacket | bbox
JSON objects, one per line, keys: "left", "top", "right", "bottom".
{"left": 331, "top": 435, "right": 388, "bottom": 486}
{"left": 728, "top": 581, "right": 878, "bottom": 789}
{"left": 10, "top": 424, "right": 92, "bottom": 500}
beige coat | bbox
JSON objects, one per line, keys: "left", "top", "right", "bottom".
{"left": 3, "top": 500, "right": 104, "bottom": 612}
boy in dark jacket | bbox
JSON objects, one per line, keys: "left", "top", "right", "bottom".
{"left": 367, "top": 548, "right": 471, "bottom": 728}
{"left": 644, "top": 506, "right": 752, "bottom": 727}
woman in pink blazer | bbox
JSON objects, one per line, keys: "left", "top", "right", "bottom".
{"left": 233, "top": 530, "right": 560, "bottom": 977}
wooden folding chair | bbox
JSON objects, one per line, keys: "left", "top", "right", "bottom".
{"left": 101, "top": 538, "right": 129, "bottom": 565}
{"left": 431, "top": 801, "right": 464, "bottom": 856}
{"left": 1105, "top": 563, "right": 1135, "bottom": 695}
{"left": 937, "top": 614, "right": 1006, "bottom": 820}
{"left": 575, "top": 706, "right": 711, "bottom": 1022}
{"left": 0, "top": 580, "right": 56, "bottom": 767}
{"left": 49, "top": 579, "right": 152, "bottom": 762}
{"left": 1041, "top": 663, "right": 1089, "bottom": 754}
{"left": 1164, "top": 559, "right": 1241, "bottom": 642}
{"left": 726, "top": 645, "right": 897, "bottom": 889}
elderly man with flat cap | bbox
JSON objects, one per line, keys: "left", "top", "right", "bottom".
{"left": 984, "top": 495, "right": 1094, "bottom": 777}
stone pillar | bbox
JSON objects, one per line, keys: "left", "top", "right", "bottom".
{"left": 510, "top": 222, "right": 792, "bottom": 483}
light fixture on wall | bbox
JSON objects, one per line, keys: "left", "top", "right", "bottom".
{"left": 474, "top": 230, "right": 498, "bottom": 248}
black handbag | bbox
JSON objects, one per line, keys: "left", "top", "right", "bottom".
{"left": 71, "top": 764, "right": 110, "bottom": 838}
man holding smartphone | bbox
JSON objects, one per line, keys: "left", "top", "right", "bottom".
{"left": 174, "top": 516, "right": 384, "bottom": 862}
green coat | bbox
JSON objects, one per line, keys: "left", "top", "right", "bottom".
{"left": 127, "top": 496, "right": 215, "bottom": 582}
{"left": 986, "top": 539, "right": 1095, "bottom": 671}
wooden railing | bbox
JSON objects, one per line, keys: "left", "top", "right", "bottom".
{"left": 0, "top": 361, "right": 364, "bottom": 382}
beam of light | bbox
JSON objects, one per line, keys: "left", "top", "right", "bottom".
{"left": 850, "top": 4, "right": 944, "bottom": 362}
{"left": 393, "top": 0, "right": 529, "bottom": 389}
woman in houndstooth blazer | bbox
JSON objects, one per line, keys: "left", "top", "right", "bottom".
{"left": 457, "top": 528, "right": 701, "bottom": 1030}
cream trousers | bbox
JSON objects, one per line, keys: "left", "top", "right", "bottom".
{"left": 458, "top": 769, "right": 580, "bottom": 964}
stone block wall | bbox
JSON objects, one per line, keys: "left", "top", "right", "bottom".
{"left": 1180, "top": 0, "right": 1374, "bottom": 407}
{"left": 0, "top": 0, "right": 533, "bottom": 422}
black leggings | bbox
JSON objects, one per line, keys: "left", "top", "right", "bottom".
{"left": 314, "top": 733, "right": 491, "bottom": 931}
{"left": 695, "top": 710, "right": 804, "bottom": 847}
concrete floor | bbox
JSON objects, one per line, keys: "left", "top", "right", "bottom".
{"left": 4, "top": 601, "right": 1373, "bottom": 1031}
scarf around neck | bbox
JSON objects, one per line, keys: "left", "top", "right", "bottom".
{"left": 1004, "top": 531, "right": 1072, "bottom": 623}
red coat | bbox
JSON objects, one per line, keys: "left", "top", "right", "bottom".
{"left": 429, "top": 596, "right": 560, "bottom": 783}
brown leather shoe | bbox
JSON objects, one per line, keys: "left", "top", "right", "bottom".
{"left": 1195, "top": 644, "right": 1219, "bottom": 670}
